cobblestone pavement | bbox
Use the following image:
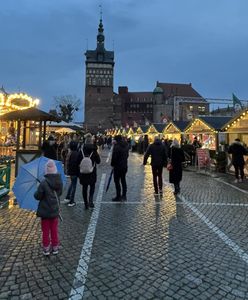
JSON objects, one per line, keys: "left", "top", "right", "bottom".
{"left": 1, "top": 149, "right": 248, "bottom": 299}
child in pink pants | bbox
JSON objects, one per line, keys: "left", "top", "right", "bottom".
{"left": 34, "top": 160, "right": 63, "bottom": 255}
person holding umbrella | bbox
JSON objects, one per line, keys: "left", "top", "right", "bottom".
{"left": 34, "top": 159, "right": 63, "bottom": 256}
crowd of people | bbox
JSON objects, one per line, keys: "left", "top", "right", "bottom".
{"left": 35, "top": 132, "right": 248, "bottom": 256}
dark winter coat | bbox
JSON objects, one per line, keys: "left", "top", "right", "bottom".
{"left": 41, "top": 141, "right": 58, "bottom": 160}
{"left": 78, "top": 144, "right": 101, "bottom": 185}
{"left": 67, "top": 150, "right": 80, "bottom": 176}
{"left": 228, "top": 141, "right": 248, "bottom": 165}
{"left": 111, "top": 141, "right": 129, "bottom": 171}
{"left": 168, "top": 146, "right": 185, "bottom": 184}
{"left": 143, "top": 139, "right": 167, "bottom": 167}
{"left": 34, "top": 174, "right": 63, "bottom": 219}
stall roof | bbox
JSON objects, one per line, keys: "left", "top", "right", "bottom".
{"left": 153, "top": 123, "right": 166, "bottom": 133}
{"left": 172, "top": 121, "right": 190, "bottom": 131}
{"left": 140, "top": 125, "right": 149, "bottom": 133}
{"left": 0, "top": 107, "right": 59, "bottom": 122}
{"left": 222, "top": 109, "right": 248, "bottom": 130}
{"left": 199, "top": 116, "right": 232, "bottom": 130}
{"left": 48, "top": 121, "right": 83, "bottom": 130}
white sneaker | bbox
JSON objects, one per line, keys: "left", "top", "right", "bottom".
{"left": 68, "top": 202, "right": 76, "bottom": 207}
{"left": 63, "top": 199, "right": 70, "bottom": 204}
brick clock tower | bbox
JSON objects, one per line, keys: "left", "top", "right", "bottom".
{"left": 84, "top": 17, "right": 114, "bottom": 133}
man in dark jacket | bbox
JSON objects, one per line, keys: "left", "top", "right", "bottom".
{"left": 63, "top": 141, "right": 80, "bottom": 207}
{"left": 41, "top": 136, "right": 58, "bottom": 160}
{"left": 111, "top": 135, "right": 129, "bottom": 201}
{"left": 228, "top": 138, "right": 248, "bottom": 183}
{"left": 143, "top": 136, "right": 168, "bottom": 195}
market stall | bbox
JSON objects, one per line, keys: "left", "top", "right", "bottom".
{"left": 163, "top": 121, "right": 189, "bottom": 143}
{"left": 223, "top": 109, "right": 248, "bottom": 175}
{"left": 184, "top": 116, "right": 231, "bottom": 150}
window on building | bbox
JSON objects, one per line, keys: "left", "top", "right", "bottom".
{"left": 92, "top": 78, "right": 96, "bottom": 85}
{"left": 198, "top": 106, "right": 206, "bottom": 112}
{"left": 189, "top": 105, "right": 193, "bottom": 111}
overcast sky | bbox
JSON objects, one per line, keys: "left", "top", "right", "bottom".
{"left": 1, "top": 0, "right": 248, "bottom": 121}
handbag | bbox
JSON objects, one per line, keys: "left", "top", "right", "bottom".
{"left": 167, "top": 160, "right": 173, "bottom": 171}
{"left": 167, "top": 148, "right": 173, "bottom": 171}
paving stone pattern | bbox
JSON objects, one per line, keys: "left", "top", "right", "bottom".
{"left": 1, "top": 149, "right": 248, "bottom": 299}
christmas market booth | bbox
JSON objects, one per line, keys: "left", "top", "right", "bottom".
{"left": 223, "top": 109, "right": 248, "bottom": 175}
{"left": 162, "top": 121, "right": 189, "bottom": 143}
{"left": 0, "top": 107, "right": 59, "bottom": 176}
{"left": 184, "top": 116, "right": 232, "bottom": 172}
{"left": 184, "top": 116, "right": 231, "bottom": 150}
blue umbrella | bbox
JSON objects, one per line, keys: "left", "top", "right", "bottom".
{"left": 13, "top": 157, "right": 66, "bottom": 212}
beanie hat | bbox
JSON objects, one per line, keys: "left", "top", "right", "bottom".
{"left": 45, "top": 159, "right": 57, "bottom": 175}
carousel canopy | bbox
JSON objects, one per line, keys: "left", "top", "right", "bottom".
{"left": 0, "top": 107, "right": 59, "bottom": 122}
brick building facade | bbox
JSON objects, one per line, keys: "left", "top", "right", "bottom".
{"left": 84, "top": 19, "right": 209, "bottom": 131}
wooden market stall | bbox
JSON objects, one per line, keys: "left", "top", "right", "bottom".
{"left": 184, "top": 116, "right": 231, "bottom": 150}
{"left": 0, "top": 107, "right": 59, "bottom": 176}
{"left": 146, "top": 124, "right": 159, "bottom": 143}
{"left": 223, "top": 109, "right": 248, "bottom": 175}
{"left": 223, "top": 109, "right": 248, "bottom": 145}
{"left": 163, "top": 121, "right": 189, "bottom": 143}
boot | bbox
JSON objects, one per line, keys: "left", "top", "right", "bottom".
{"left": 89, "top": 196, "right": 94, "bottom": 208}
{"left": 84, "top": 199, "right": 89, "bottom": 210}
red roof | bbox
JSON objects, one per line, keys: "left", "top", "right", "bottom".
{"left": 157, "top": 82, "right": 202, "bottom": 98}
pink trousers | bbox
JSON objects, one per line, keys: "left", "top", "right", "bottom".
{"left": 41, "top": 218, "right": 59, "bottom": 248}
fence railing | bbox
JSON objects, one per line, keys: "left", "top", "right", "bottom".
{"left": 0, "top": 161, "right": 11, "bottom": 199}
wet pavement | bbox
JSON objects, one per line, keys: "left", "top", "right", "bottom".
{"left": 1, "top": 149, "right": 248, "bottom": 299}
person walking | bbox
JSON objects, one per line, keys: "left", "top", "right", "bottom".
{"left": 168, "top": 139, "right": 185, "bottom": 195}
{"left": 34, "top": 159, "right": 63, "bottom": 256}
{"left": 41, "top": 136, "right": 58, "bottom": 160}
{"left": 63, "top": 141, "right": 80, "bottom": 207}
{"left": 78, "top": 133, "right": 101, "bottom": 209}
{"left": 228, "top": 138, "right": 248, "bottom": 183}
{"left": 111, "top": 135, "right": 129, "bottom": 201}
{"left": 143, "top": 136, "right": 168, "bottom": 195}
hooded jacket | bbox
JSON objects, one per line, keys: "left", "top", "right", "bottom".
{"left": 228, "top": 141, "right": 248, "bottom": 165}
{"left": 34, "top": 173, "right": 63, "bottom": 219}
{"left": 143, "top": 139, "right": 167, "bottom": 167}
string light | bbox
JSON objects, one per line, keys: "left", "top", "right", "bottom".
{"left": 0, "top": 92, "right": 40, "bottom": 115}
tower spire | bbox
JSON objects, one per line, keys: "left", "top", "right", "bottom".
{"left": 97, "top": 4, "right": 105, "bottom": 52}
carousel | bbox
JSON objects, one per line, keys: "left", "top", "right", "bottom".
{"left": 0, "top": 91, "right": 39, "bottom": 156}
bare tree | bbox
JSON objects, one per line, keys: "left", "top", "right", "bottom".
{"left": 53, "top": 95, "right": 81, "bottom": 122}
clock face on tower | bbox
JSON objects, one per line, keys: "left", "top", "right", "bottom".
{"left": 98, "top": 34, "right": 104, "bottom": 43}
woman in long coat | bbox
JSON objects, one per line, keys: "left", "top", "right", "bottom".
{"left": 78, "top": 133, "right": 101, "bottom": 209}
{"left": 168, "top": 139, "right": 185, "bottom": 195}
